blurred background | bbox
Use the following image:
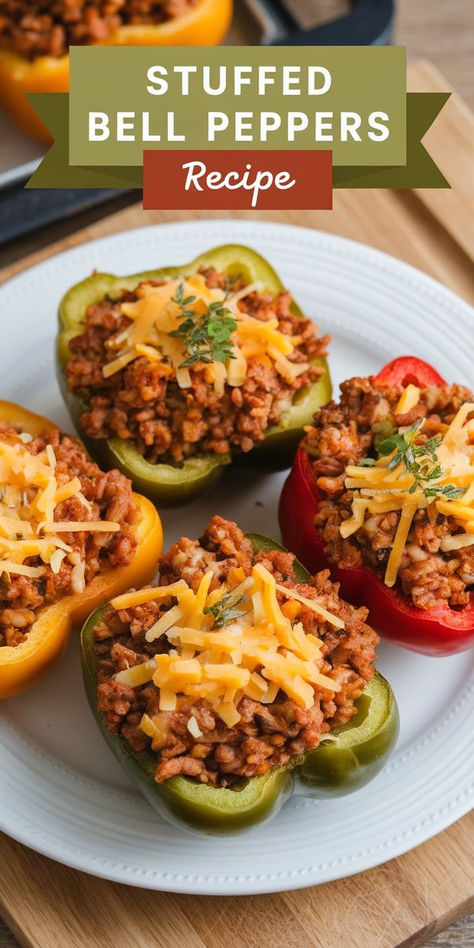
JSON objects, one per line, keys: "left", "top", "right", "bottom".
{"left": 0, "top": 0, "right": 472, "bottom": 247}
{"left": 231, "top": 0, "right": 472, "bottom": 107}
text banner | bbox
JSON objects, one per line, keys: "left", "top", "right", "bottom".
{"left": 68, "top": 46, "right": 407, "bottom": 168}
{"left": 25, "top": 46, "right": 451, "bottom": 197}
{"left": 143, "top": 150, "right": 333, "bottom": 209}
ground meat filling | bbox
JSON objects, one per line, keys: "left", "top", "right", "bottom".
{"left": 66, "top": 267, "right": 329, "bottom": 464}
{"left": 96, "top": 515, "right": 378, "bottom": 787}
{"left": 306, "top": 376, "right": 474, "bottom": 610}
{"left": 0, "top": 425, "right": 136, "bottom": 648}
{"left": 0, "top": 1, "right": 198, "bottom": 59}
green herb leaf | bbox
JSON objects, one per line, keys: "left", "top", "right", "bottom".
{"left": 376, "top": 419, "right": 466, "bottom": 501}
{"left": 203, "top": 590, "right": 248, "bottom": 629}
{"left": 170, "top": 281, "right": 237, "bottom": 369}
{"left": 373, "top": 419, "right": 395, "bottom": 452}
{"left": 378, "top": 419, "right": 423, "bottom": 459}
{"left": 424, "top": 483, "right": 465, "bottom": 500}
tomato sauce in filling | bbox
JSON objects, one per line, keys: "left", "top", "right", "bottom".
{"left": 0, "top": 1, "right": 199, "bottom": 60}
{"left": 304, "top": 376, "right": 474, "bottom": 610}
{"left": 0, "top": 424, "right": 136, "bottom": 648}
{"left": 66, "top": 267, "right": 329, "bottom": 464}
{"left": 95, "top": 516, "right": 378, "bottom": 787}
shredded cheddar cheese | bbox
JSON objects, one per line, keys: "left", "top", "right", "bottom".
{"left": 394, "top": 384, "right": 420, "bottom": 415}
{"left": 101, "top": 276, "right": 306, "bottom": 393}
{"left": 0, "top": 433, "right": 120, "bottom": 580}
{"left": 339, "top": 394, "right": 474, "bottom": 585}
{"left": 112, "top": 563, "right": 343, "bottom": 728}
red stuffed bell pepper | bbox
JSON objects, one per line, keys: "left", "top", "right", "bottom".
{"left": 279, "top": 357, "right": 474, "bottom": 657}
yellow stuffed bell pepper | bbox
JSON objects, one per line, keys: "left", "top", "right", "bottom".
{"left": 0, "top": 401, "right": 163, "bottom": 700}
{"left": 0, "top": 0, "right": 233, "bottom": 142}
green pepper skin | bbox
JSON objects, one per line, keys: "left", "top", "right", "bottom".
{"left": 297, "top": 675, "right": 398, "bottom": 796}
{"left": 80, "top": 533, "right": 398, "bottom": 835}
{"left": 57, "top": 245, "right": 332, "bottom": 504}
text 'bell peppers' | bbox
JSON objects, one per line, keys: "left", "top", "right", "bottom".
{"left": 80, "top": 532, "right": 398, "bottom": 836}
{"left": 57, "top": 244, "right": 332, "bottom": 506}
{"left": 279, "top": 356, "right": 474, "bottom": 658}
{"left": 0, "top": 0, "right": 233, "bottom": 142}
{"left": 0, "top": 401, "right": 163, "bottom": 700}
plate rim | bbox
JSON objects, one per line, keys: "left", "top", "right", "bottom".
{"left": 1, "top": 218, "right": 473, "bottom": 317}
{"left": 1, "top": 670, "right": 473, "bottom": 895}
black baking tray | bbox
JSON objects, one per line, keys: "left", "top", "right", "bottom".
{"left": 0, "top": 0, "right": 395, "bottom": 248}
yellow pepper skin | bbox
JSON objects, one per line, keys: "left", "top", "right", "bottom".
{"left": 0, "top": 401, "right": 163, "bottom": 700}
{"left": 0, "top": 0, "right": 233, "bottom": 142}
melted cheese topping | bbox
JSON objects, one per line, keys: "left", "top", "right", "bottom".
{"left": 102, "top": 275, "right": 307, "bottom": 392}
{"left": 394, "top": 384, "right": 420, "bottom": 415}
{"left": 0, "top": 434, "right": 119, "bottom": 580}
{"left": 113, "top": 563, "right": 343, "bottom": 728}
{"left": 340, "top": 396, "right": 474, "bottom": 586}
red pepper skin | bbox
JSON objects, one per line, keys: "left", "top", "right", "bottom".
{"left": 279, "top": 357, "right": 474, "bottom": 657}
{"left": 375, "top": 356, "right": 446, "bottom": 389}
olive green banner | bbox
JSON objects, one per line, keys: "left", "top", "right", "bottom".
{"left": 25, "top": 44, "right": 449, "bottom": 190}
{"left": 68, "top": 46, "right": 407, "bottom": 167}
{"left": 25, "top": 90, "right": 449, "bottom": 190}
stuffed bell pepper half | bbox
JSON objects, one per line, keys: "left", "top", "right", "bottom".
{"left": 0, "top": 0, "right": 233, "bottom": 141}
{"left": 0, "top": 401, "right": 162, "bottom": 699}
{"left": 57, "top": 244, "right": 332, "bottom": 505}
{"left": 279, "top": 356, "right": 474, "bottom": 657}
{"left": 81, "top": 515, "right": 398, "bottom": 835}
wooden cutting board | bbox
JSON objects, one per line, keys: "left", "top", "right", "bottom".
{"left": 0, "top": 61, "right": 473, "bottom": 948}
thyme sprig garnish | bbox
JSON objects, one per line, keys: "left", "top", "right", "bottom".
{"left": 376, "top": 420, "right": 465, "bottom": 500}
{"left": 203, "top": 590, "right": 248, "bottom": 629}
{"left": 169, "top": 281, "right": 237, "bottom": 369}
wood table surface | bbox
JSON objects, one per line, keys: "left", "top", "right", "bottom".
{"left": 0, "top": 12, "right": 473, "bottom": 947}
{"left": 231, "top": 0, "right": 474, "bottom": 110}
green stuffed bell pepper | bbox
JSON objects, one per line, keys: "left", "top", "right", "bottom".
{"left": 57, "top": 245, "right": 332, "bottom": 505}
{"left": 80, "top": 528, "right": 398, "bottom": 835}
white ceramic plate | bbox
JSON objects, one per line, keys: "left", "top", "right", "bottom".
{"left": 0, "top": 220, "right": 473, "bottom": 896}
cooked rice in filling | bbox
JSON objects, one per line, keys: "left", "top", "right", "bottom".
{"left": 0, "top": 424, "right": 136, "bottom": 648}
{"left": 0, "top": 1, "right": 198, "bottom": 59}
{"left": 305, "top": 376, "right": 474, "bottom": 610}
{"left": 95, "top": 515, "right": 378, "bottom": 787}
{"left": 66, "top": 267, "right": 329, "bottom": 464}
